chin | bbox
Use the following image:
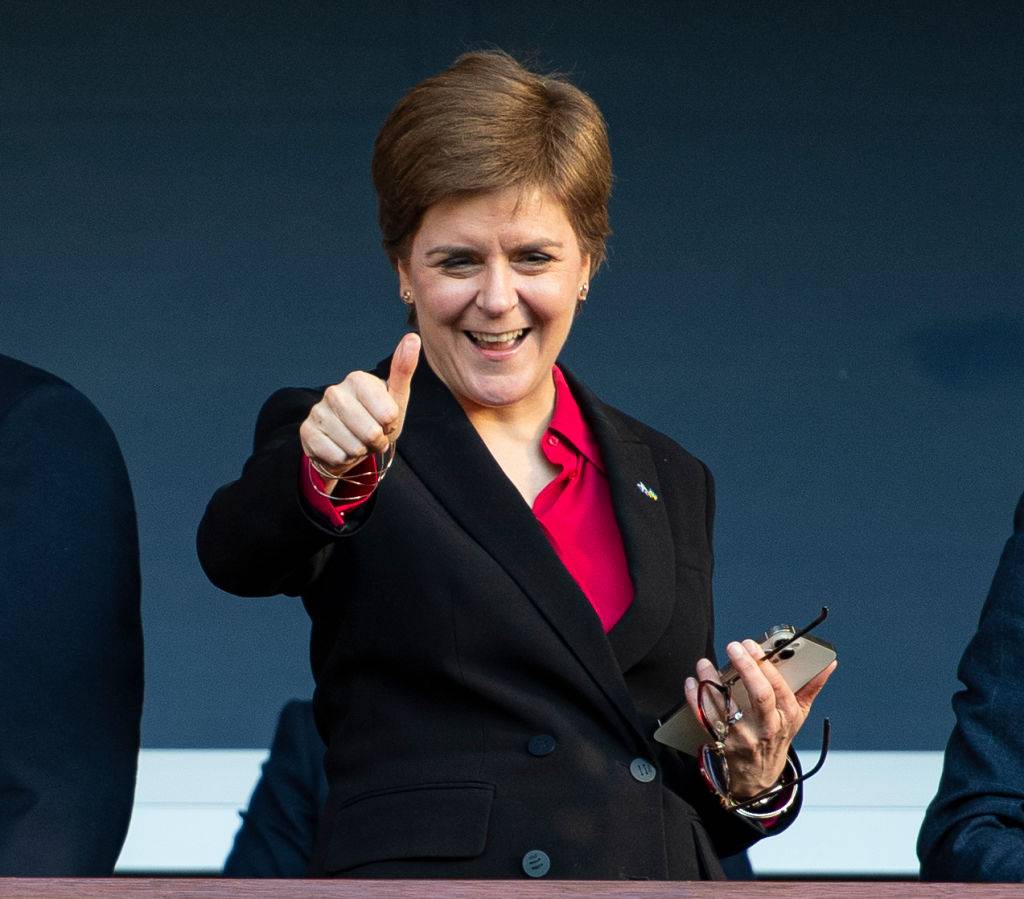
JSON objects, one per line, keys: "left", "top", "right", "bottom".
{"left": 465, "top": 387, "right": 525, "bottom": 409}
{"left": 460, "top": 372, "right": 540, "bottom": 410}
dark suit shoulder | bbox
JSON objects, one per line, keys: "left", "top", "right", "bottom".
{"left": 558, "top": 368, "right": 715, "bottom": 564}
{"left": 558, "top": 367, "right": 709, "bottom": 471}
{"left": 0, "top": 356, "right": 141, "bottom": 875}
{"left": 0, "top": 354, "right": 79, "bottom": 420}
{"left": 610, "top": 404, "right": 706, "bottom": 471}
{"left": 0, "top": 366, "right": 128, "bottom": 493}
{"left": 565, "top": 375, "right": 714, "bottom": 521}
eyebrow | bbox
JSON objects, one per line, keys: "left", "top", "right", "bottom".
{"left": 424, "top": 240, "right": 564, "bottom": 258}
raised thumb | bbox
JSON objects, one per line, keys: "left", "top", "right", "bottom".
{"left": 387, "top": 332, "right": 421, "bottom": 406}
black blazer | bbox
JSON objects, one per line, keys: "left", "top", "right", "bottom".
{"left": 917, "top": 492, "right": 1024, "bottom": 881}
{"left": 0, "top": 355, "right": 143, "bottom": 874}
{"left": 222, "top": 698, "right": 754, "bottom": 879}
{"left": 198, "top": 355, "right": 794, "bottom": 880}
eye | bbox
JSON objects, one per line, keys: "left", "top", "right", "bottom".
{"left": 438, "top": 255, "right": 477, "bottom": 272}
{"left": 519, "top": 252, "right": 552, "bottom": 266}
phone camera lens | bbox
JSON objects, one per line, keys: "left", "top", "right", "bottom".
{"left": 766, "top": 624, "right": 794, "bottom": 645}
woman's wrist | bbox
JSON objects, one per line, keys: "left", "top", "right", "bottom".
{"left": 732, "top": 766, "right": 799, "bottom": 820}
{"left": 698, "top": 746, "right": 799, "bottom": 819}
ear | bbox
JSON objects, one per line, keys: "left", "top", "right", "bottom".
{"left": 580, "top": 252, "right": 592, "bottom": 279}
{"left": 396, "top": 258, "right": 411, "bottom": 295}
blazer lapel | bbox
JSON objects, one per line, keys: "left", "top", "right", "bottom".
{"left": 561, "top": 370, "right": 678, "bottom": 675}
{"left": 395, "top": 358, "right": 647, "bottom": 744}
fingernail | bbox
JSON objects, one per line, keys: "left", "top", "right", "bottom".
{"left": 727, "top": 642, "right": 743, "bottom": 658}
{"left": 684, "top": 677, "right": 696, "bottom": 691}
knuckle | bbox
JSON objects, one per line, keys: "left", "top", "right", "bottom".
{"left": 312, "top": 441, "right": 343, "bottom": 466}
{"left": 752, "top": 689, "right": 774, "bottom": 708}
{"left": 350, "top": 370, "right": 382, "bottom": 397}
{"left": 338, "top": 432, "right": 364, "bottom": 456}
{"left": 324, "top": 383, "right": 345, "bottom": 403}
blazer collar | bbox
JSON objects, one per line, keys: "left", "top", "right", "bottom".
{"left": 558, "top": 368, "right": 678, "bottom": 675}
{"left": 393, "top": 355, "right": 650, "bottom": 746}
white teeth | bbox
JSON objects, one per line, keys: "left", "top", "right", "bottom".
{"left": 469, "top": 329, "right": 524, "bottom": 344}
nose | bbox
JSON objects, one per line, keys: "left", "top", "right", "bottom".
{"left": 475, "top": 263, "right": 518, "bottom": 316}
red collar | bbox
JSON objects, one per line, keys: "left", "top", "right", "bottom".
{"left": 549, "top": 366, "right": 606, "bottom": 474}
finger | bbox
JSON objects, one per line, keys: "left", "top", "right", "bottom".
{"left": 320, "top": 375, "right": 396, "bottom": 452}
{"left": 336, "top": 401, "right": 390, "bottom": 454}
{"left": 726, "top": 641, "right": 777, "bottom": 728}
{"left": 744, "top": 638, "right": 765, "bottom": 661}
{"left": 300, "top": 414, "right": 343, "bottom": 465}
{"left": 328, "top": 379, "right": 395, "bottom": 453}
{"left": 745, "top": 638, "right": 802, "bottom": 724}
{"left": 694, "top": 657, "right": 720, "bottom": 685}
{"left": 386, "top": 332, "right": 421, "bottom": 412}
{"left": 311, "top": 419, "right": 369, "bottom": 465}
{"left": 683, "top": 676, "right": 699, "bottom": 719}
{"left": 794, "top": 659, "right": 838, "bottom": 711}
{"left": 687, "top": 662, "right": 729, "bottom": 740}
{"left": 302, "top": 428, "right": 361, "bottom": 473}
{"left": 348, "top": 374, "right": 401, "bottom": 442}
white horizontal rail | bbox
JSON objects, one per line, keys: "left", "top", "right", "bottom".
{"left": 746, "top": 751, "right": 942, "bottom": 876}
{"left": 118, "top": 750, "right": 267, "bottom": 873}
{"left": 117, "top": 750, "right": 943, "bottom": 876}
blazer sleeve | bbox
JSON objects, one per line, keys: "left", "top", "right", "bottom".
{"left": 917, "top": 492, "right": 1024, "bottom": 881}
{"left": 197, "top": 386, "right": 376, "bottom": 598}
{"left": 0, "top": 382, "right": 143, "bottom": 874}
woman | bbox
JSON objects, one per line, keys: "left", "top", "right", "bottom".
{"left": 198, "top": 50, "right": 834, "bottom": 880}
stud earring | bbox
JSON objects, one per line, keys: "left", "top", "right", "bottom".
{"left": 578, "top": 283, "right": 589, "bottom": 301}
{"left": 401, "top": 289, "right": 413, "bottom": 305}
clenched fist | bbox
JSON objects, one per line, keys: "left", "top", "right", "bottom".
{"left": 299, "top": 333, "right": 421, "bottom": 482}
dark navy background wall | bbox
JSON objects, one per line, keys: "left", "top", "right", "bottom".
{"left": 3, "top": 2, "right": 1021, "bottom": 749}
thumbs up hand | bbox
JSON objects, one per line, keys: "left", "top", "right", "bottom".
{"left": 300, "top": 333, "right": 421, "bottom": 481}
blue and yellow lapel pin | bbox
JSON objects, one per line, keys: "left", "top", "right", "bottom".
{"left": 636, "top": 481, "right": 658, "bottom": 501}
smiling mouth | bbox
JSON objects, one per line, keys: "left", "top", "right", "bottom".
{"left": 465, "top": 328, "right": 529, "bottom": 350}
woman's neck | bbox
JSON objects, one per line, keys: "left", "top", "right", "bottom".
{"left": 459, "top": 375, "right": 557, "bottom": 447}
{"left": 460, "top": 380, "right": 559, "bottom": 507}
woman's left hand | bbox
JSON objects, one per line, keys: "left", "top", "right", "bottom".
{"left": 684, "top": 640, "right": 837, "bottom": 799}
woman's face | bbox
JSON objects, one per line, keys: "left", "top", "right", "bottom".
{"left": 397, "top": 187, "right": 590, "bottom": 420}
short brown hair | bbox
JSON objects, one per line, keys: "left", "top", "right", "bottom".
{"left": 372, "top": 50, "right": 612, "bottom": 277}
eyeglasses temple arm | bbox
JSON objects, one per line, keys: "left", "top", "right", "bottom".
{"left": 719, "top": 606, "right": 830, "bottom": 689}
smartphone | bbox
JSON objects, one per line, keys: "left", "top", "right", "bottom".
{"left": 651, "top": 623, "right": 837, "bottom": 756}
